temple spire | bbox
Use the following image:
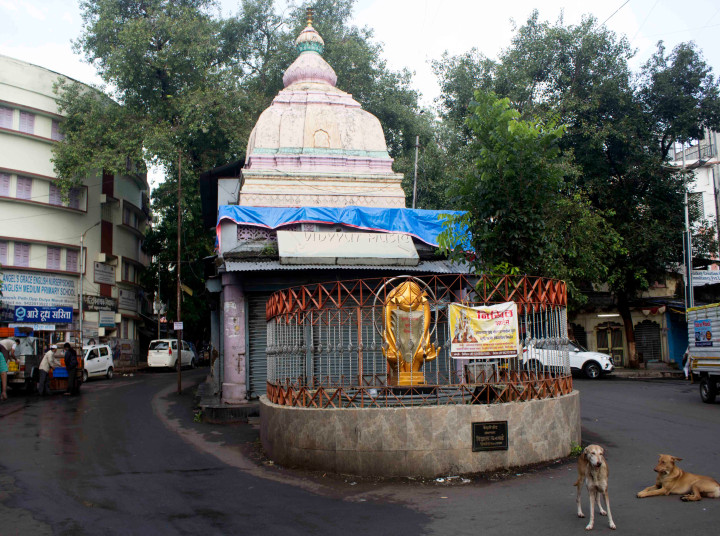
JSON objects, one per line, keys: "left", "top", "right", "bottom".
{"left": 306, "top": 7, "right": 313, "bottom": 27}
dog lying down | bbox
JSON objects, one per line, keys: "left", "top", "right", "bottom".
{"left": 637, "top": 454, "right": 720, "bottom": 501}
{"left": 575, "top": 444, "right": 616, "bottom": 531}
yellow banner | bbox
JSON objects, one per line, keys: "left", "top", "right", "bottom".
{"left": 449, "top": 302, "right": 519, "bottom": 358}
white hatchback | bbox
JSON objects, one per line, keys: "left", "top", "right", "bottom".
{"left": 83, "top": 344, "right": 114, "bottom": 381}
{"left": 147, "top": 339, "right": 196, "bottom": 369}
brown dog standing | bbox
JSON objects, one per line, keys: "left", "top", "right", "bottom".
{"left": 637, "top": 454, "right": 720, "bottom": 501}
{"left": 575, "top": 444, "right": 616, "bottom": 530}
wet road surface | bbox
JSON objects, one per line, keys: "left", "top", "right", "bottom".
{"left": 1, "top": 371, "right": 719, "bottom": 535}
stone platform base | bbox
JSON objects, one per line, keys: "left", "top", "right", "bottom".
{"left": 260, "top": 390, "right": 580, "bottom": 477}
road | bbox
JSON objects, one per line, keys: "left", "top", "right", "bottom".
{"left": 1, "top": 372, "right": 719, "bottom": 535}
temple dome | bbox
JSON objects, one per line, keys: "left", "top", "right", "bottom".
{"left": 244, "top": 20, "right": 394, "bottom": 176}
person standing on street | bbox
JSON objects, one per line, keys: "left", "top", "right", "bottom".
{"left": 38, "top": 344, "right": 60, "bottom": 396}
{"left": 63, "top": 342, "right": 79, "bottom": 396}
{"left": 0, "top": 343, "right": 9, "bottom": 401}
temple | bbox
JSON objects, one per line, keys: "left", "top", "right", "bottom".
{"left": 199, "top": 13, "right": 465, "bottom": 405}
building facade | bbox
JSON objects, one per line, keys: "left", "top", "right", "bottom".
{"left": 0, "top": 55, "right": 149, "bottom": 366}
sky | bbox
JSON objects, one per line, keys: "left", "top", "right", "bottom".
{"left": 1, "top": 0, "right": 718, "bottom": 183}
{"left": 1, "top": 0, "right": 719, "bottom": 106}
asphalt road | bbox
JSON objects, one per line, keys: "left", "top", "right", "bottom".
{"left": 1, "top": 371, "right": 719, "bottom": 535}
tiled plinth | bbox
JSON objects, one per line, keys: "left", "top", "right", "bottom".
{"left": 260, "top": 391, "right": 581, "bottom": 477}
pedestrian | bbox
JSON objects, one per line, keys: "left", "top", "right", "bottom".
{"left": 38, "top": 344, "right": 60, "bottom": 396}
{"left": 0, "top": 342, "right": 9, "bottom": 401}
{"left": 682, "top": 346, "right": 691, "bottom": 381}
{"left": 63, "top": 342, "right": 79, "bottom": 396}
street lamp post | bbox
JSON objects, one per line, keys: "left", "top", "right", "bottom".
{"left": 79, "top": 222, "right": 100, "bottom": 346}
{"left": 682, "top": 143, "right": 694, "bottom": 310}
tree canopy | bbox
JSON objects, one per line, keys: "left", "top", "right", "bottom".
{"left": 53, "top": 0, "right": 431, "bottom": 343}
{"left": 434, "top": 11, "right": 720, "bottom": 365}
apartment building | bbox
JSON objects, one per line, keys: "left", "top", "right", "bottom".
{"left": 0, "top": 55, "right": 149, "bottom": 367}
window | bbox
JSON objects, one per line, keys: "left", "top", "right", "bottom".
{"left": 14, "top": 242, "right": 30, "bottom": 267}
{"left": 68, "top": 188, "right": 81, "bottom": 209}
{"left": 47, "top": 246, "right": 61, "bottom": 270}
{"left": 123, "top": 262, "right": 136, "bottom": 283}
{"left": 16, "top": 176, "right": 32, "bottom": 200}
{"left": 0, "top": 241, "right": 7, "bottom": 264}
{"left": 99, "top": 347, "right": 109, "bottom": 357}
{"left": 51, "top": 119, "right": 64, "bottom": 141}
{"left": 123, "top": 207, "right": 140, "bottom": 228}
{"left": 0, "top": 172, "right": 9, "bottom": 196}
{"left": 689, "top": 192, "right": 705, "bottom": 220}
{"left": 66, "top": 249, "right": 78, "bottom": 272}
{"left": 0, "top": 106, "right": 12, "bottom": 128}
{"left": 49, "top": 183, "right": 62, "bottom": 205}
{"left": 18, "top": 111, "right": 34, "bottom": 134}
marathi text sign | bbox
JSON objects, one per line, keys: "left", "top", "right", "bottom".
{"left": 694, "top": 319, "right": 713, "bottom": 347}
{"left": 83, "top": 295, "right": 118, "bottom": 311}
{"left": 14, "top": 306, "right": 73, "bottom": 324}
{"left": 118, "top": 289, "right": 138, "bottom": 312}
{"left": 449, "top": 302, "right": 519, "bottom": 358}
{"left": 98, "top": 310, "right": 116, "bottom": 328}
{"left": 94, "top": 262, "right": 116, "bottom": 285}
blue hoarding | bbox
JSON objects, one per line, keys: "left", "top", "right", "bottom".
{"left": 14, "top": 306, "right": 73, "bottom": 324}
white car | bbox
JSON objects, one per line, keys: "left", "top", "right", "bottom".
{"left": 147, "top": 339, "right": 196, "bottom": 369}
{"left": 523, "top": 341, "right": 614, "bottom": 379}
{"left": 83, "top": 344, "right": 114, "bottom": 381}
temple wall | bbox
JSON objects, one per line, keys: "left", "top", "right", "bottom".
{"left": 260, "top": 391, "right": 581, "bottom": 477}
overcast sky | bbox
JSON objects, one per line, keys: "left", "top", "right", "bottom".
{"left": 1, "top": 0, "right": 718, "bottom": 185}
{"left": 1, "top": 0, "right": 718, "bottom": 106}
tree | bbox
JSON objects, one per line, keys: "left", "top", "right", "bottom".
{"left": 54, "top": 0, "right": 432, "bottom": 342}
{"left": 434, "top": 12, "right": 720, "bottom": 366}
{"left": 638, "top": 41, "right": 720, "bottom": 158}
{"left": 438, "top": 91, "right": 619, "bottom": 307}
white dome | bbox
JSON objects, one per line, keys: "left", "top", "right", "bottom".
{"left": 245, "top": 23, "right": 394, "bottom": 175}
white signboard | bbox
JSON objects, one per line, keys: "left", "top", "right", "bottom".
{"left": 692, "top": 270, "right": 720, "bottom": 287}
{"left": 118, "top": 289, "right": 138, "bottom": 312}
{"left": 94, "top": 262, "right": 116, "bottom": 285}
{"left": 8, "top": 323, "right": 56, "bottom": 331}
{"left": 174, "top": 321, "right": 184, "bottom": 331}
{"left": 0, "top": 271, "right": 77, "bottom": 311}
{"left": 277, "top": 231, "right": 419, "bottom": 266}
{"left": 98, "top": 310, "right": 116, "bottom": 328}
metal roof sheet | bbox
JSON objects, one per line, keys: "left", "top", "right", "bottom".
{"left": 224, "top": 259, "right": 469, "bottom": 273}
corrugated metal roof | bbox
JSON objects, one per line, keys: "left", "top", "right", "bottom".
{"left": 224, "top": 259, "right": 470, "bottom": 273}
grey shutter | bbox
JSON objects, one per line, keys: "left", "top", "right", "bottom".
{"left": 247, "top": 293, "right": 270, "bottom": 399}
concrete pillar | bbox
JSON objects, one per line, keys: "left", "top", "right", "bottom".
{"left": 221, "top": 272, "right": 248, "bottom": 403}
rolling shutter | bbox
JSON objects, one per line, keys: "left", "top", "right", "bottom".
{"left": 247, "top": 293, "right": 271, "bottom": 399}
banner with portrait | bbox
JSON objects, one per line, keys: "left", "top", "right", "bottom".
{"left": 448, "top": 302, "right": 519, "bottom": 359}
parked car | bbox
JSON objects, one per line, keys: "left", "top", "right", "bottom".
{"left": 522, "top": 341, "right": 614, "bottom": 379}
{"left": 147, "top": 339, "right": 196, "bottom": 369}
{"left": 82, "top": 344, "right": 114, "bottom": 381}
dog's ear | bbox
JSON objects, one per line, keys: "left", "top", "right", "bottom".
{"left": 580, "top": 446, "right": 588, "bottom": 461}
{"left": 671, "top": 456, "right": 683, "bottom": 462}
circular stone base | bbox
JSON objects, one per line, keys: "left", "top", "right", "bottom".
{"left": 260, "top": 390, "right": 580, "bottom": 477}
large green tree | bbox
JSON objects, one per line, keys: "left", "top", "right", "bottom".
{"left": 54, "top": 0, "right": 431, "bottom": 342}
{"left": 439, "top": 91, "right": 619, "bottom": 308}
{"left": 434, "top": 12, "right": 720, "bottom": 366}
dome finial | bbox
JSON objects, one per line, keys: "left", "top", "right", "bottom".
{"left": 306, "top": 7, "right": 314, "bottom": 27}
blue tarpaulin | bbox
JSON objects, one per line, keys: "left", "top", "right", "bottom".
{"left": 216, "top": 205, "right": 466, "bottom": 247}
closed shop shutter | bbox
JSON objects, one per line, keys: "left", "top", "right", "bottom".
{"left": 635, "top": 319, "right": 662, "bottom": 362}
{"left": 247, "top": 293, "right": 271, "bottom": 399}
